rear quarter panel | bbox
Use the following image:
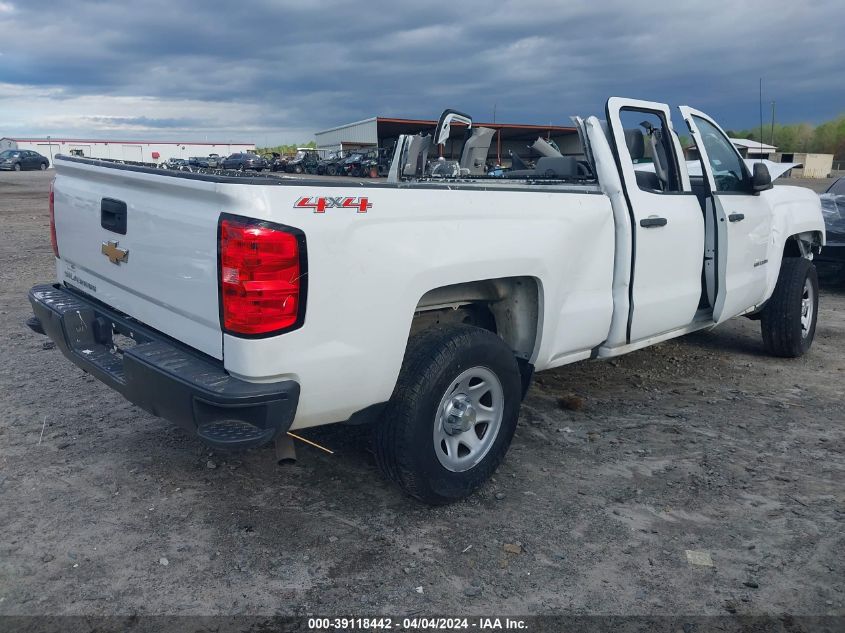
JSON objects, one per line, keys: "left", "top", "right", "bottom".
{"left": 219, "top": 183, "right": 616, "bottom": 429}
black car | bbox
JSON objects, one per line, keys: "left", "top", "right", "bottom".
{"left": 316, "top": 152, "right": 345, "bottom": 176}
{"left": 0, "top": 149, "right": 49, "bottom": 171}
{"left": 816, "top": 177, "right": 845, "bottom": 277}
{"left": 285, "top": 149, "right": 320, "bottom": 174}
{"left": 187, "top": 156, "right": 210, "bottom": 169}
{"left": 221, "top": 152, "right": 266, "bottom": 172}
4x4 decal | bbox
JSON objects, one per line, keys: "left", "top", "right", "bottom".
{"left": 294, "top": 196, "right": 372, "bottom": 214}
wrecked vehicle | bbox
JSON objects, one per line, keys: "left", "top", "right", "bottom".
{"left": 816, "top": 177, "right": 845, "bottom": 277}
{"left": 28, "top": 97, "right": 825, "bottom": 504}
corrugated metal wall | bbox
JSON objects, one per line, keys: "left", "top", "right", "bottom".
{"left": 315, "top": 118, "right": 378, "bottom": 152}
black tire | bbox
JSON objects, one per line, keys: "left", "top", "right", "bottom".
{"left": 40, "top": 162, "right": 48, "bottom": 171}
{"left": 327, "top": 165, "right": 338, "bottom": 176}
{"left": 760, "top": 257, "right": 818, "bottom": 358}
{"left": 13, "top": 163, "right": 21, "bottom": 172}
{"left": 294, "top": 164, "right": 303, "bottom": 174}
{"left": 373, "top": 325, "right": 522, "bottom": 504}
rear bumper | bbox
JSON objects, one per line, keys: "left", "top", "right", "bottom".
{"left": 28, "top": 283, "right": 299, "bottom": 450}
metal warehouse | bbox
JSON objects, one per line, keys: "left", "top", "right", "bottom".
{"left": 0, "top": 137, "right": 256, "bottom": 167}
{"left": 315, "top": 116, "right": 580, "bottom": 165}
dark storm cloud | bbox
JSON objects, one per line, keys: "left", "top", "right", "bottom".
{"left": 0, "top": 0, "right": 842, "bottom": 140}
{"left": 84, "top": 116, "right": 204, "bottom": 128}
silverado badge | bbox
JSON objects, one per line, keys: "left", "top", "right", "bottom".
{"left": 101, "top": 240, "right": 129, "bottom": 265}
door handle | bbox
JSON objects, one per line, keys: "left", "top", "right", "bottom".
{"left": 101, "top": 198, "right": 128, "bottom": 235}
{"left": 728, "top": 213, "right": 745, "bottom": 222}
{"left": 640, "top": 217, "right": 668, "bottom": 228}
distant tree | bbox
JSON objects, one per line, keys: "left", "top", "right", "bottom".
{"left": 256, "top": 141, "right": 317, "bottom": 156}
{"left": 728, "top": 114, "right": 844, "bottom": 158}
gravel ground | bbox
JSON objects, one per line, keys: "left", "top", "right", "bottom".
{"left": 0, "top": 170, "right": 842, "bottom": 620}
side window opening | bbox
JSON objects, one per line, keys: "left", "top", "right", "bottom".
{"left": 619, "top": 109, "right": 682, "bottom": 194}
{"left": 691, "top": 115, "right": 751, "bottom": 194}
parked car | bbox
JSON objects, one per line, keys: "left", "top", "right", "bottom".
{"left": 286, "top": 149, "right": 320, "bottom": 174}
{"left": 221, "top": 152, "right": 266, "bottom": 172}
{"left": 207, "top": 154, "right": 221, "bottom": 168}
{"left": 28, "top": 97, "right": 824, "bottom": 505}
{"left": 815, "top": 177, "right": 845, "bottom": 277}
{"left": 187, "top": 157, "right": 210, "bottom": 169}
{"left": 316, "top": 151, "right": 345, "bottom": 176}
{"left": 0, "top": 149, "right": 49, "bottom": 171}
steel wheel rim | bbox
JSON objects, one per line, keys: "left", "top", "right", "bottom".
{"left": 433, "top": 366, "right": 504, "bottom": 473}
{"left": 800, "top": 277, "right": 814, "bottom": 338}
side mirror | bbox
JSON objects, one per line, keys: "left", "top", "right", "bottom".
{"left": 752, "top": 162, "right": 773, "bottom": 192}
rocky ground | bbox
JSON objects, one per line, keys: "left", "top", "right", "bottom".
{"left": 0, "top": 170, "right": 842, "bottom": 621}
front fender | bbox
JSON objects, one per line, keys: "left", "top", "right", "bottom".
{"left": 762, "top": 185, "right": 825, "bottom": 299}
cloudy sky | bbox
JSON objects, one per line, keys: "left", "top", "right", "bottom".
{"left": 0, "top": 0, "right": 842, "bottom": 145}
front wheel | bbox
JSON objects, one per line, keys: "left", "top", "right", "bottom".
{"left": 40, "top": 162, "right": 48, "bottom": 171}
{"left": 760, "top": 257, "right": 818, "bottom": 357}
{"left": 373, "top": 325, "right": 522, "bottom": 504}
{"left": 13, "top": 163, "right": 21, "bottom": 172}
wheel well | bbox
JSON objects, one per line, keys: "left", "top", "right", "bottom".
{"left": 410, "top": 277, "right": 541, "bottom": 361}
{"left": 783, "top": 231, "right": 823, "bottom": 259}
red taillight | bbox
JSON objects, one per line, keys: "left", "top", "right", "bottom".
{"left": 219, "top": 215, "right": 305, "bottom": 336}
{"left": 49, "top": 178, "right": 59, "bottom": 258}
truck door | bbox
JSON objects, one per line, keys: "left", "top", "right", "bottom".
{"left": 605, "top": 97, "right": 705, "bottom": 342}
{"left": 679, "top": 107, "right": 773, "bottom": 322}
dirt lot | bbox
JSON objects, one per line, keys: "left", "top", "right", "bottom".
{"left": 0, "top": 170, "right": 842, "bottom": 620}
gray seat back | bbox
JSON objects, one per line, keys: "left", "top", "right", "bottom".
{"left": 531, "top": 137, "right": 563, "bottom": 158}
{"left": 459, "top": 127, "right": 496, "bottom": 175}
{"left": 402, "top": 134, "right": 432, "bottom": 176}
{"left": 624, "top": 128, "right": 645, "bottom": 160}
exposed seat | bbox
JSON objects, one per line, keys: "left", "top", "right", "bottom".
{"left": 625, "top": 128, "right": 661, "bottom": 191}
{"left": 460, "top": 127, "right": 496, "bottom": 175}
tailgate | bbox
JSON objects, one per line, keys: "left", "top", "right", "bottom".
{"left": 52, "top": 159, "right": 225, "bottom": 359}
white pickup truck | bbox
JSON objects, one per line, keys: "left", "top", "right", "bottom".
{"left": 28, "top": 97, "right": 824, "bottom": 504}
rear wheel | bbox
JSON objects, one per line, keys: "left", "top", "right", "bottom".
{"left": 760, "top": 257, "right": 818, "bottom": 357}
{"left": 294, "top": 164, "right": 303, "bottom": 174}
{"left": 373, "top": 325, "right": 522, "bottom": 504}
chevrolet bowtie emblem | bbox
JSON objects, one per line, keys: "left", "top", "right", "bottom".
{"left": 101, "top": 240, "right": 129, "bottom": 265}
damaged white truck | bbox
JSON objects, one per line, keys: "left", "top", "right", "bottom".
{"left": 28, "top": 98, "right": 824, "bottom": 504}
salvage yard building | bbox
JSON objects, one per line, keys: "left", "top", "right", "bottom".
{"left": 315, "top": 116, "right": 581, "bottom": 166}
{"left": 0, "top": 137, "right": 256, "bottom": 166}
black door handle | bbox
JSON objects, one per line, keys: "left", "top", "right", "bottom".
{"left": 640, "top": 217, "right": 668, "bottom": 228}
{"left": 101, "top": 198, "right": 127, "bottom": 234}
{"left": 728, "top": 213, "right": 745, "bottom": 222}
